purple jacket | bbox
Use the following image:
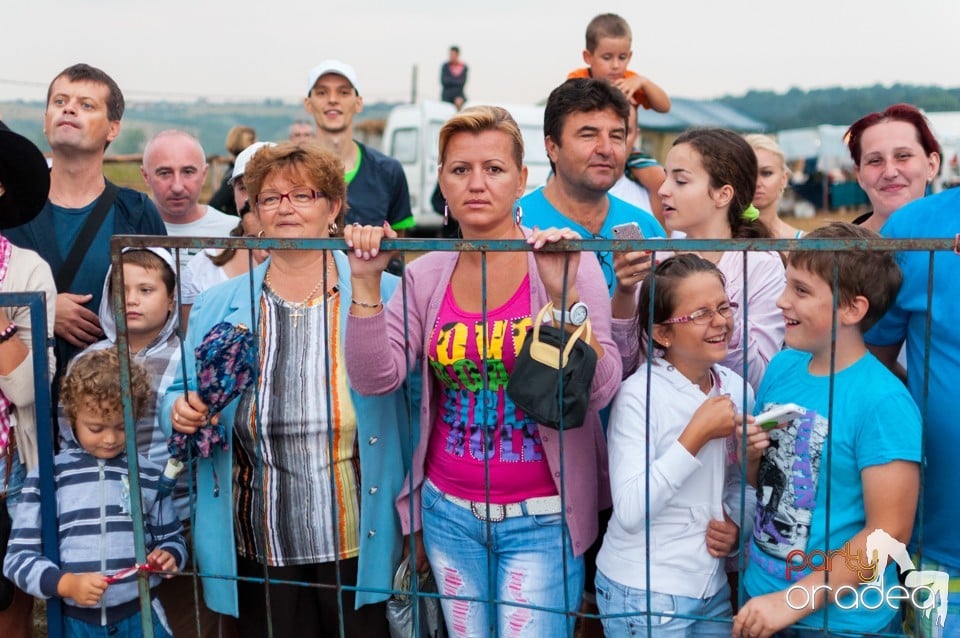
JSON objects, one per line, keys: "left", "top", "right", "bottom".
{"left": 345, "top": 243, "right": 622, "bottom": 556}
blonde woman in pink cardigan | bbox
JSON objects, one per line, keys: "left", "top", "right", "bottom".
{"left": 344, "top": 106, "right": 621, "bottom": 638}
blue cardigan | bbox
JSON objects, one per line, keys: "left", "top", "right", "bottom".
{"left": 160, "top": 251, "right": 414, "bottom": 615}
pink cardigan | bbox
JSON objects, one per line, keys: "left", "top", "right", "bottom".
{"left": 345, "top": 246, "right": 622, "bottom": 556}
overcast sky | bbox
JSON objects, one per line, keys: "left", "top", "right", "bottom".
{"left": 2, "top": 0, "right": 958, "bottom": 106}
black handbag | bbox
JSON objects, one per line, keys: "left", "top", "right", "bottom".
{"left": 507, "top": 303, "right": 598, "bottom": 430}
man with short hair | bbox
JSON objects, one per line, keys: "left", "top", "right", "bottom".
{"left": 141, "top": 129, "right": 237, "bottom": 270}
{"left": 5, "top": 63, "right": 166, "bottom": 374}
{"left": 520, "top": 80, "right": 666, "bottom": 638}
{"left": 303, "top": 59, "right": 414, "bottom": 232}
{"left": 288, "top": 119, "right": 314, "bottom": 143}
{"left": 521, "top": 78, "right": 664, "bottom": 295}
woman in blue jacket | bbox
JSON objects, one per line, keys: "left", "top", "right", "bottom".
{"left": 162, "top": 142, "right": 413, "bottom": 638}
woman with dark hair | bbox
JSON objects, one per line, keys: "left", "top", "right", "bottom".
{"left": 440, "top": 46, "right": 468, "bottom": 109}
{"left": 164, "top": 141, "right": 408, "bottom": 637}
{"left": 845, "top": 103, "right": 941, "bottom": 232}
{"left": 613, "top": 127, "right": 785, "bottom": 391}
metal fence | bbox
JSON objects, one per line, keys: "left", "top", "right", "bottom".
{"left": 19, "top": 234, "right": 956, "bottom": 637}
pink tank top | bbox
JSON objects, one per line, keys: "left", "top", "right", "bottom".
{"left": 425, "top": 275, "right": 557, "bottom": 503}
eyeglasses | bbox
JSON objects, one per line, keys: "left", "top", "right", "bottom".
{"left": 661, "top": 302, "right": 739, "bottom": 326}
{"left": 256, "top": 187, "right": 324, "bottom": 212}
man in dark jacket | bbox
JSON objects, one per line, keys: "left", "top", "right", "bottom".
{"left": 5, "top": 63, "right": 166, "bottom": 376}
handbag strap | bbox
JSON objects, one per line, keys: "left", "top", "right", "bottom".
{"left": 531, "top": 303, "right": 591, "bottom": 368}
{"left": 55, "top": 180, "right": 119, "bottom": 292}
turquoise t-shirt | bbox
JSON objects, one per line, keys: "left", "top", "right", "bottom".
{"left": 744, "top": 348, "right": 921, "bottom": 632}
{"left": 519, "top": 188, "right": 665, "bottom": 296}
{"left": 865, "top": 188, "right": 960, "bottom": 568}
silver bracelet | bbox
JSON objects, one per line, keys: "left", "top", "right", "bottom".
{"left": 351, "top": 298, "right": 383, "bottom": 309}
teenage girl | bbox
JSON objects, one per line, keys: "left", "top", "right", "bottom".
{"left": 596, "top": 254, "right": 754, "bottom": 637}
{"left": 612, "top": 127, "right": 785, "bottom": 391}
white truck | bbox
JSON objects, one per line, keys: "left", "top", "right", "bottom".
{"left": 383, "top": 100, "right": 550, "bottom": 233}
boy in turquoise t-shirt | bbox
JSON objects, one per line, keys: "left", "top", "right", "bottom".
{"left": 734, "top": 223, "right": 921, "bottom": 636}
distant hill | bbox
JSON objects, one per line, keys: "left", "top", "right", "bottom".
{"left": 0, "top": 99, "right": 399, "bottom": 157}
{"left": 717, "top": 84, "right": 960, "bottom": 131}
{"left": 5, "top": 84, "right": 960, "bottom": 156}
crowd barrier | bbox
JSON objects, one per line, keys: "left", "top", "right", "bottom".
{"left": 19, "top": 233, "right": 955, "bottom": 637}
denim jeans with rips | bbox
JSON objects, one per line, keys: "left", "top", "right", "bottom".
{"left": 420, "top": 478, "right": 584, "bottom": 638}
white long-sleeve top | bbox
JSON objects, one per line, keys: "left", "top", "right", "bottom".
{"left": 612, "top": 250, "right": 785, "bottom": 391}
{"left": 596, "top": 359, "right": 754, "bottom": 599}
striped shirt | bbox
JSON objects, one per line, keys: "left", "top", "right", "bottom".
{"left": 233, "top": 286, "right": 360, "bottom": 566}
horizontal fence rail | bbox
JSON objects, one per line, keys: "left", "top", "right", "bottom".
{"left": 19, "top": 236, "right": 950, "bottom": 637}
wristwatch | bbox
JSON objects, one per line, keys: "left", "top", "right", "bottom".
{"left": 552, "top": 301, "right": 589, "bottom": 327}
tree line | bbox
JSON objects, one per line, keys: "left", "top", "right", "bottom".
{"left": 717, "top": 84, "right": 960, "bottom": 131}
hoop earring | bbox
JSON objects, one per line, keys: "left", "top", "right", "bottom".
{"left": 514, "top": 204, "right": 523, "bottom": 226}
{"left": 257, "top": 230, "right": 265, "bottom": 238}
{"left": 443, "top": 204, "right": 449, "bottom": 227}
{"left": 328, "top": 222, "right": 339, "bottom": 236}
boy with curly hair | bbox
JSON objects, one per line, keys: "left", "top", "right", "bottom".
{"left": 3, "top": 348, "right": 185, "bottom": 636}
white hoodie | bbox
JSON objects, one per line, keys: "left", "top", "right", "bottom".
{"left": 597, "top": 358, "right": 754, "bottom": 599}
{"left": 59, "top": 247, "right": 187, "bottom": 518}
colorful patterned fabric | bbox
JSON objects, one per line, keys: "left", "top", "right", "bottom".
{"left": 0, "top": 234, "right": 14, "bottom": 455}
{"left": 233, "top": 288, "right": 360, "bottom": 566}
{"left": 167, "top": 322, "right": 255, "bottom": 461}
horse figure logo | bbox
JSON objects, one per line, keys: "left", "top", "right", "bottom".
{"left": 865, "top": 528, "right": 948, "bottom": 628}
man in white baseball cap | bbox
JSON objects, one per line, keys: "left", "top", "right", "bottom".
{"left": 303, "top": 60, "right": 413, "bottom": 233}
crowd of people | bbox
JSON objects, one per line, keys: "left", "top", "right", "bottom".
{"left": 0, "top": 10, "right": 957, "bottom": 638}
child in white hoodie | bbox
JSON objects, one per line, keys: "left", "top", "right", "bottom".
{"left": 596, "top": 254, "right": 753, "bottom": 636}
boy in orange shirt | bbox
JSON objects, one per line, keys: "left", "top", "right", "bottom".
{"left": 568, "top": 13, "right": 670, "bottom": 113}
{"left": 568, "top": 13, "right": 669, "bottom": 220}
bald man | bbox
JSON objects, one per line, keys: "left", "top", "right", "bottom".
{"left": 141, "top": 129, "right": 237, "bottom": 269}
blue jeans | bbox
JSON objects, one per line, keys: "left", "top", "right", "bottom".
{"left": 594, "top": 569, "right": 732, "bottom": 637}
{"left": 420, "top": 478, "right": 584, "bottom": 638}
{"left": 63, "top": 600, "right": 172, "bottom": 637}
{"left": 1, "top": 448, "right": 25, "bottom": 513}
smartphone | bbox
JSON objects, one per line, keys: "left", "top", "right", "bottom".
{"left": 611, "top": 221, "right": 644, "bottom": 241}
{"left": 754, "top": 403, "right": 805, "bottom": 431}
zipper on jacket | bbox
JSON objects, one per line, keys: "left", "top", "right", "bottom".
{"left": 99, "top": 460, "right": 107, "bottom": 626}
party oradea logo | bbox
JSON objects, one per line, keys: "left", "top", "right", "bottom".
{"left": 783, "top": 529, "right": 947, "bottom": 627}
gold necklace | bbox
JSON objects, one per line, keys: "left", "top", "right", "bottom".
{"left": 264, "top": 259, "right": 334, "bottom": 328}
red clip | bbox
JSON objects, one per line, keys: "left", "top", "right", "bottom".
{"left": 104, "top": 562, "right": 159, "bottom": 584}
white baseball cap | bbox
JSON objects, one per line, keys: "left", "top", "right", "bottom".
{"left": 230, "top": 141, "right": 276, "bottom": 184}
{"left": 306, "top": 60, "right": 360, "bottom": 96}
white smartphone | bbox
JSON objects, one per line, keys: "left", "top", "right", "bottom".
{"left": 754, "top": 403, "right": 805, "bottom": 431}
{"left": 611, "top": 221, "right": 644, "bottom": 241}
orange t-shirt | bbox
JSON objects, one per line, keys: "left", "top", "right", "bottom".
{"left": 566, "top": 67, "right": 652, "bottom": 110}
